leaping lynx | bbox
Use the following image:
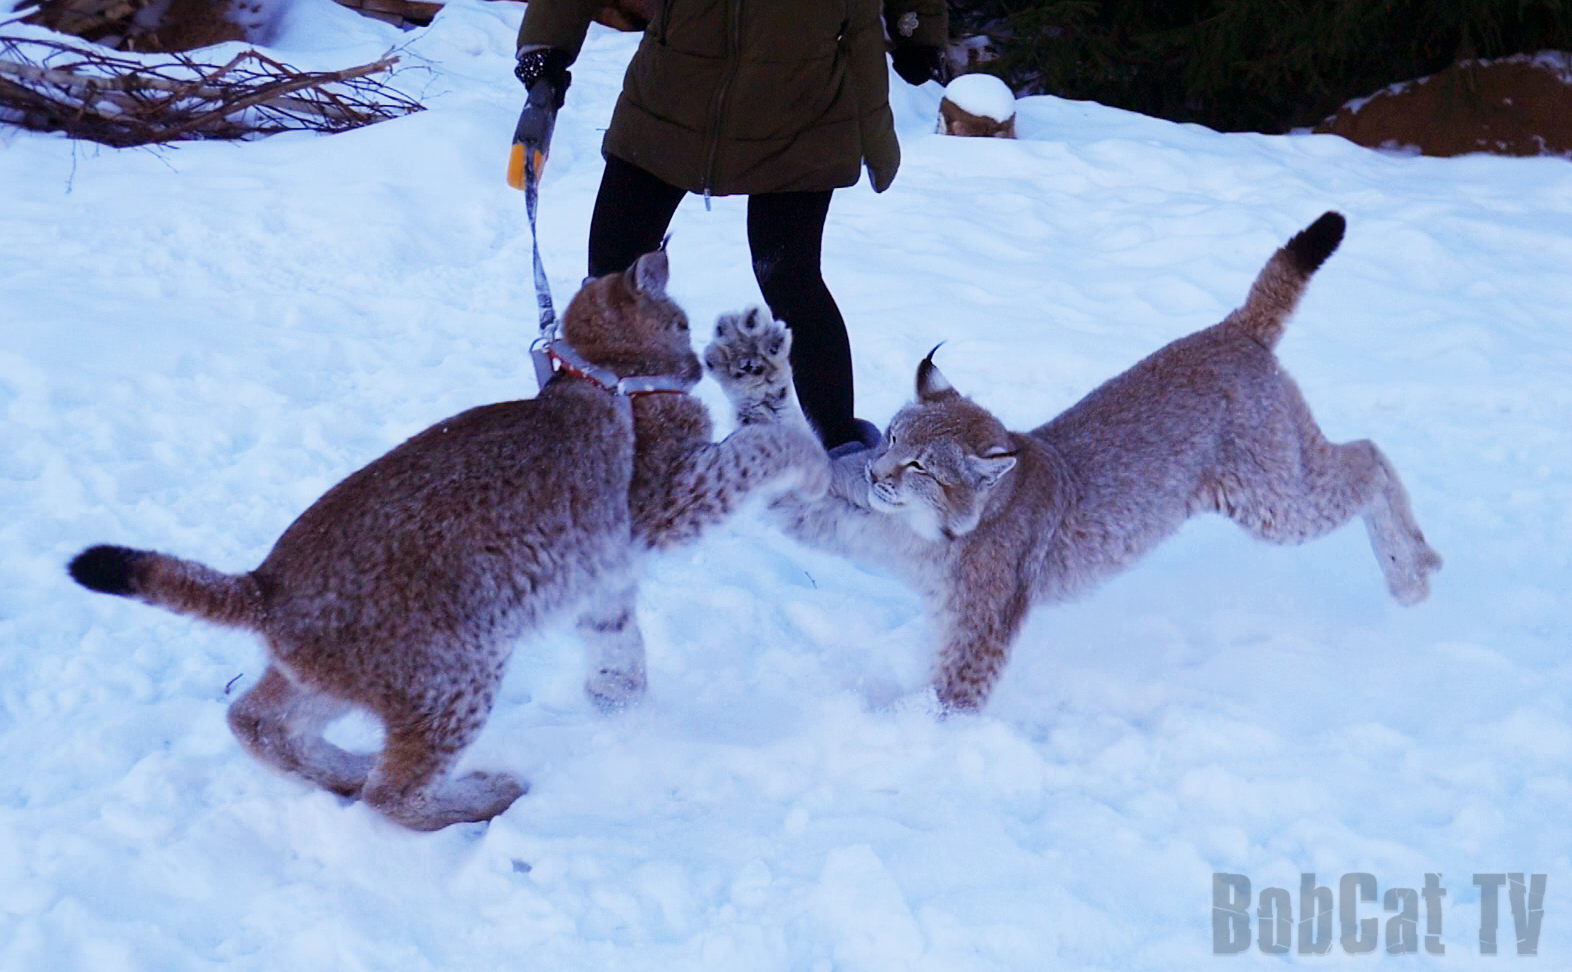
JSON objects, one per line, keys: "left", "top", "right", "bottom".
{"left": 705, "top": 212, "right": 1442, "bottom": 712}
{"left": 68, "top": 250, "right": 829, "bottom": 831}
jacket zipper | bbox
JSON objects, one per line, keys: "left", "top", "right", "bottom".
{"left": 700, "top": 0, "right": 744, "bottom": 207}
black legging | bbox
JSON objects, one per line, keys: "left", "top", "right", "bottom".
{"left": 587, "top": 155, "right": 857, "bottom": 449}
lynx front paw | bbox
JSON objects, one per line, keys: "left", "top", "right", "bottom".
{"left": 704, "top": 306, "right": 795, "bottom": 424}
{"left": 586, "top": 665, "right": 647, "bottom": 712}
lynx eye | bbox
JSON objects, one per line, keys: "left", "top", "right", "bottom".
{"left": 903, "top": 458, "right": 926, "bottom": 474}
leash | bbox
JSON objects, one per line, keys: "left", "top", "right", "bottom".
{"left": 521, "top": 147, "right": 560, "bottom": 392}
{"left": 520, "top": 190, "right": 689, "bottom": 397}
{"left": 512, "top": 114, "right": 692, "bottom": 398}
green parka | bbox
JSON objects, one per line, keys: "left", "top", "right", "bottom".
{"left": 518, "top": 0, "right": 947, "bottom": 196}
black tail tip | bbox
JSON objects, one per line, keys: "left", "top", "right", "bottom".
{"left": 68, "top": 545, "right": 143, "bottom": 596}
{"left": 1285, "top": 211, "right": 1346, "bottom": 274}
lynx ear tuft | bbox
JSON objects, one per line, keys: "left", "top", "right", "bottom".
{"left": 916, "top": 343, "right": 958, "bottom": 402}
{"left": 630, "top": 249, "right": 669, "bottom": 297}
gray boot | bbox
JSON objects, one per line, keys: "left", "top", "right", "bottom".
{"left": 826, "top": 418, "right": 881, "bottom": 458}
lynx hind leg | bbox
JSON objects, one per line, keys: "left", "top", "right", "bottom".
{"left": 1352, "top": 442, "right": 1442, "bottom": 605}
{"left": 1220, "top": 420, "right": 1442, "bottom": 605}
{"left": 578, "top": 582, "right": 647, "bottom": 711}
{"left": 359, "top": 661, "right": 525, "bottom": 831}
{"left": 228, "top": 664, "right": 373, "bottom": 799}
{"left": 703, "top": 306, "right": 802, "bottom": 428}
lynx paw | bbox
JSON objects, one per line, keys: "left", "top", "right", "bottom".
{"left": 368, "top": 770, "right": 528, "bottom": 831}
{"left": 932, "top": 679, "right": 986, "bottom": 717}
{"left": 1386, "top": 540, "right": 1443, "bottom": 606}
{"left": 704, "top": 306, "right": 795, "bottom": 424}
{"left": 586, "top": 666, "right": 647, "bottom": 712}
{"left": 446, "top": 770, "right": 529, "bottom": 821}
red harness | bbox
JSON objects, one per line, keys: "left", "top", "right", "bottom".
{"left": 537, "top": 338, "right": 694, "bottom": 397}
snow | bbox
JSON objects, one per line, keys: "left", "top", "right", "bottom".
{"left": 941, "top": 72, "right": 1015, "bottom": 122}
{"left": 4, "top": 1, "right": 1572, "bottom": 968}
{"left": 1532, "top": 50, "right": 1572, "bottom": 83}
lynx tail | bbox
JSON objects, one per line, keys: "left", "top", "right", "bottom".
{"left": 1233, "top": 210, "right": 1346, "bottom": 349}
{"left": 69, "top": 544, "right": 264, "bottom": 630}
{"left": 1285, "top": 211, "right": 1346, "bottom": 275}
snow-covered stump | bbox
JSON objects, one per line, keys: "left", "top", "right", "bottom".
{"left": 938, "top": 72, "right": 1016, "bottom": 138}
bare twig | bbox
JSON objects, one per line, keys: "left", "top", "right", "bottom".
{"left": 0, "top": 7, "right": 42, "bottom": 29}
{"left": 0, "top": 34, "right": 423, "bottom": 146}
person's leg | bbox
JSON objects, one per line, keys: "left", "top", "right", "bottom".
{"left": 747, "top": 190, "right": 872, "bottom": 452}
{"left": 587, "top": 155, "right": 686, "bottom": 278}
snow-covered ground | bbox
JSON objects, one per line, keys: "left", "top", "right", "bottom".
{"left": 4, "top": 3, "right": 1571, "bottom": 968}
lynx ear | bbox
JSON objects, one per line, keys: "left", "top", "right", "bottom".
{"left": 916, "top": 343, "right": 959, "bottom": 402}
{"left": 973, "top": 448, "right": 1017, "bottom": 487}
{"left": 629, "top": 249, "right": 669, "bottom": 297}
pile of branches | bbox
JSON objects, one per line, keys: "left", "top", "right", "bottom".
{"left": 0, "top": 33, "right": 424, "bottom": 146}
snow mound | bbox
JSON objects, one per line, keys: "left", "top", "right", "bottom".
{"left": 942, "top": 72, "right": 1016, "bottom": 121}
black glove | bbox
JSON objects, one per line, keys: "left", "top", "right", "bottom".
{"left": 514, "top": 46, "right": 572, "bottom": 109}
{"left": 510, "top": 47, "right": 569, "bottom": 189}
{"left": 891, "top": 43, "right": 944, "bottom": 86}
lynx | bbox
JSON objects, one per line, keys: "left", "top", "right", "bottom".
{"left": 705, "top": 212, "right": 1442, "bottom": 712}
{"left": 68, "top": 250, "right": 829, "bottom": 831}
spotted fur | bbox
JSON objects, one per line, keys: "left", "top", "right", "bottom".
{"left": 708, "top": 213, "right": 1442, "bottom": 712}
{"left": 68, "top": 251, "right": 828, "bottom": 831}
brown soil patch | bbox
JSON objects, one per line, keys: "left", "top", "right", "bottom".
{"left": 1316, "top": 53, "right": 1572, "bottom": 159}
